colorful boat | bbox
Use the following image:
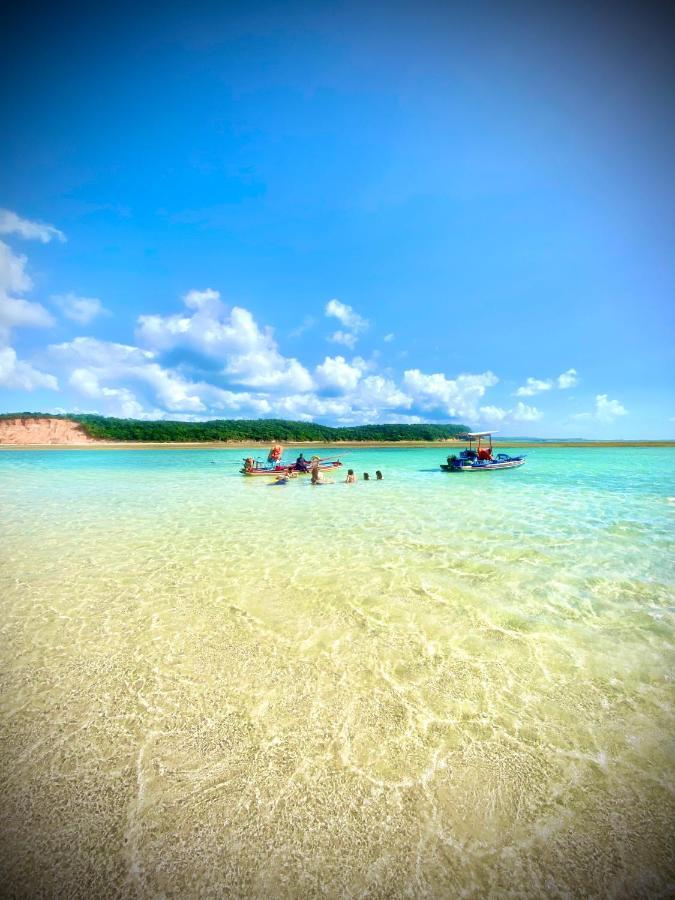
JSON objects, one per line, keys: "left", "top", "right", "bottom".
{"left": 440, "top": 432, "right": 525, "bottom": 472}
{"left": 241, "top": 457, "right": 343, "bottom": 477}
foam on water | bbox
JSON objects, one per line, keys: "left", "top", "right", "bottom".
{"left": 1, "top": 447, "right": 674, "bottom": 897}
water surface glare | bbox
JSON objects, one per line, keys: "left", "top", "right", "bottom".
{"left": 1, "top": 447, "right": 674, "bottom": 898}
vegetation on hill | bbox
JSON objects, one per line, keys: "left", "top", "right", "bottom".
{"left": 0, "top": 413, "right": 469, "bottom": 442}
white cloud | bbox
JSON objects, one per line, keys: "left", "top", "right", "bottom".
{"left": 0, "top": 345, "right": 58, "bottom": 391}
{"left": 478, "top": 405, "right": 508, "bottom": 422}
{"left": 0, "top": 209, "right": 66, "bottom": 243}
{"left": 356, "top": 375, "right": 411, "bottom": 410}
{"left": 136, "top": 290, "right": 314, "bottom": 393}
{"left": 0, "top": 240, "right": 55, "bottom": 341}
{"left": 595, "top": 394, "right": 627, "bottom": 422}
{"left": 383, "top": 333, "right": 395, "bottom": 343}
{"left": 69, "top": 369, "right": 145, "bottom": 417}
{"left": 325, "top": 298, "right": 369, "bottom": 349}
{"left": 572, "top": 394, "right": 627, "bottom": 424}
{"left": 325, "top": 298, "right": 368, "bottom": 332}
{"left": 52, "top": 337, "right": 288, "bottom": 419}
{"left": 403, "top": 369, "right": 498, "bottom": 420}
{"left": 557, "top": 368, "right": 578, "bottom": 389}
{"left": 515, "top": 377, "right": 552, "bottom": 397}
{"left": 315, "top": 355, "right": 366, "bottom": 392}
{"left": 183, "top": 288, "right": 222, "bottom": 314}
{"left": 0, "top": 240, "right": 32, "bottom": 295}
{"left": 50, "top": 336, "right": 153, "bottom": 368}
{"left": 50, "top": 337, "right": 205, "bottom": 413}
{"left": 516, "top": 369, "right": 579, "bottom": 396}
{"left": 0, "top": 296, "right": 54, "bottom": 333}
{"left": 53, "top": 292, "right": 110, "bottom": 325}
{"left": 511, "top": 401, "right": 543, "bottom": 422}
{"left": 329, "top": 329, "right": 357, "bottom": 349}
{"left": 0, "top": 237, "right": 59, "bottom": 395}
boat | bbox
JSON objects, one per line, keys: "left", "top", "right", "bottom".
{"left": 241, "top": 456, "right": 343, "bottom": 477}
{"left": 440, "top": 432, "right": 525, "bottom": 472}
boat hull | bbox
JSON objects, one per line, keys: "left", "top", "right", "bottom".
{"left": 440, "top": 457, "right": 525, "bottom": 472}
{"left": 241, "top": 461, "right": 343, "bottom": 477}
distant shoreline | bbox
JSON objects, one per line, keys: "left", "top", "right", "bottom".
{"left": 1, "top": 440, "right": 673, "bottom": 450}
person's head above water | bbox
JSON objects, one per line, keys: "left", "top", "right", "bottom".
{"left": 376, "top": 470, "right": 383, "bottom": 480}
{"left": 363, "top": 472, "right": 370, "bottom": 480}
{"left": 347, "top": 469, "right": 354, "bottom": 475}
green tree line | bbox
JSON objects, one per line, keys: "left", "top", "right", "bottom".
{"left": 1, "top": 413, "right": 469, "bottom": 442}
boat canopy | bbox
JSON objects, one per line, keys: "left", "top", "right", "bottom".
{"left": 465, "top": 431, "right": 498, "bottom": 438}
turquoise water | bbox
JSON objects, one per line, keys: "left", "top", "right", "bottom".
{"left": 1, "top": 447, "right": 673, "bottom": 898}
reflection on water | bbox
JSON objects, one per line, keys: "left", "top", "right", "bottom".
{"left": 1, "top": 447, "right": 674, "bottom": 897}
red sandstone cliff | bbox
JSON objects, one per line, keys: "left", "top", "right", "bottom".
{"left": 0, "top": 417, "right": 99, "bottom": 444}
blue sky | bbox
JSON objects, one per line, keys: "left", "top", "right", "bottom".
{"left": 1, "top": 1, "right": 673, "bottom": 437}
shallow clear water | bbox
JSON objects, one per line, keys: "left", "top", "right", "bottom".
{"left": 1, "top": 447, "right": 673, "bottom": 898}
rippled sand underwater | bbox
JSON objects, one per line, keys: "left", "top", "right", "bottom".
{"left": 1, "top": 447, "right": 674, "bottom": 898}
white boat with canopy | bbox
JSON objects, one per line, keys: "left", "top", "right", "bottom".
{"left": 440, "top": 432, "right": 526, "bottom": 472}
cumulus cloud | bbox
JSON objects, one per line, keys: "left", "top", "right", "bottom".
{"left": 383, "top": 333, "right": 395, "bottom": 343}
{"left": 572, "top": 394, "right": 627, "bottom": 424}
{"left": 315, "top": 355, "right": 367, "bottom": 392}
{"left": 403, "top": 369, "right": 498, "bottom": 420}
{"left": 0, "top": 208, "right": 66, "bottom": 243}
{"left": 0, "top": 239, "right": 59, "bottom": 390}
{"left": 0, "top": 345, "right": 59, "bottom": 391}
{"left": 356, "top": 375, "right": 411, "bottom": 410}
{"left": 136, "top": 290, "right": 314, "bottom": 393}
{"left": 478, "top": 405, "right": 508, "bottom": 422}
{"left": 325, "top": 298, "right": 369, "bottom": 348}
{"left": 557, "top": 368, "right": 578, "bottom": 389}
{"left": 53, "top": 293, "right": 110, "bottom": 325}
{"left": 329, "top": 329, "right": 358, "bottom": 349}
{"left": 511, "top": 401, "right": 543, "bottom": 422}
{"left": 0, "top": 296, "right": 54, "bottom": 334}
{"left": 0, "top": 267, "right": 513, "bottom": 427}
{"left": 515, "top": 377, "right": 552, "bottom": 397}
{"left": 594, "top": 394, "right": 627, "bottom": 422}
{"left": 325, "top": 298, "right": 368, "bottom": 331}
{"left": 477, "top": 402, "right": 543, "bottom": 426}
{"left": 49, "top": 335, "right": 286, "bottom": 419}
{"left": 516, "top": 368, "right": 579, "bottom": 396}
{"left": 0, "top": 240, "right": 55, "bottom": 341}
{"left": 0, "top": 240, "right": 32, "bottom": 295}
{"left": 50, "top": 337, "right": 205, "bottom": 413}
{"left": 69, "top": 369, "right": 145, "bottom": 417}
{"left": 183, "top": 288, "right": 222, "bottom": 314}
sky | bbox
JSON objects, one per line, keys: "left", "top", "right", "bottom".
{"left": 1, "top": 1, "right": 673, "bottom": 437}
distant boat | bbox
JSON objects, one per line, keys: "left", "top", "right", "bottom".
{"left": 241, "top": 457, "right": 343, "bottom": 477}
{"left": 440, "top": 432, "right": 525, "bottom": 472}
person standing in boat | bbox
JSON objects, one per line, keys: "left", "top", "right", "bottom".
{"left": 268, "top": 442, "right": 283, "bottom": 467}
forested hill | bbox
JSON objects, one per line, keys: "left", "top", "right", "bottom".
{"left": 0, "top": 413, "right": 469, "bottom": 443}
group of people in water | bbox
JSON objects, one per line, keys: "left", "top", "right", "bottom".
{"left": 263, "top": 445, "right": 384, "bottom": 486}
{"left": 274, "top": 465, "right": 383, "bottom": 485}
{"left": 343, "top": 469, "right": 382, "bottom": 484}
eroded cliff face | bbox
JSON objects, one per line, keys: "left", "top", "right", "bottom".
{"left": 0, "top": 417, "right": 99, "bottom": 444}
